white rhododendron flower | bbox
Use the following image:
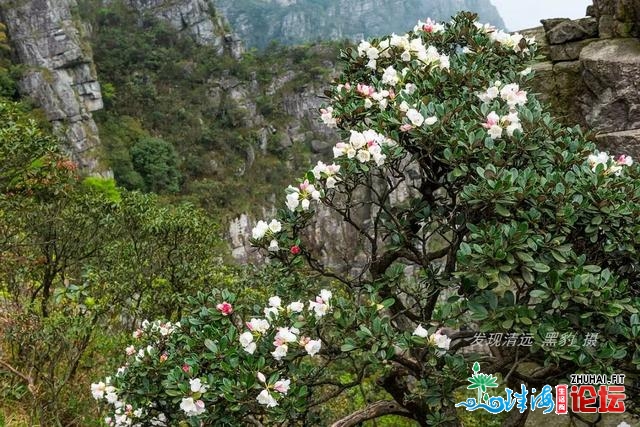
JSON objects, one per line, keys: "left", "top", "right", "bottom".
{"left": 320, "top": 289, "right": 332, "bottom": 302}
{"left": 257, "top": 389, "right": 278, "bottom": 407}
{"left": 271, "top": 344, "right": 288, "bottom": 361}
{"left": 287, "top": 301, "right": 304, "bottom": 312}
{"left": 406, "top": 108, "right": 424, "bottom": 127}
{"left": 305, "top": 339, "right": 322, "bottom": 356}
{"left": 424, "top": 116, "right": 438, "bottom": 126}
{"left": 189, "top": 378, "right": 207, "bottom": 394}
{"left": 430, "top": 330, "right": 451, "bottom": 350}
{"left": 240, "top": 336, "right": 257, "bottom": 354}
{"left": 587, "top": 151, "right": 633, "bottom": 176}
{"left": 500, "top": 83, "right": 527, "bottom": 107}
{"left": 413, "top": 324, "right": 429, "bottom": 338}
{"left": 252, "top": 220, "right": 269, "bottom": 240}
{"left": 268, "top": 296, "right": 282, "bottom": 308}
{"left": 483, "top": 111, "right": 502, "bottom": 139}
{"left": 91, "top": 382, "right": 106, "bottom": 400}
{"left": 275, "top": 327, "right": 298, "bottom": 344}
{"left": 239, "top": 331, "right": 254, "bottom": 348}
{"left": 180, "top": 397, "right": 206, "bottom": 416}
{"left": 268, "top": 219, "right": 281, "bottom": 233}
{"left": 320, "top": 107, "right": 336, "bottom": 127}
{"left": 268, "top": 239, "right": 279, "bottom": 252}
{"left": 286, "top": 191, "right": 300, "bottom": 211}
{"left": 382, "top": 66, "right": 399, "bottom": 86}
{"left": 105, "top": 391, "right": 118, "bottom": 404}
{"left": 273, "top": 378, "right": 291, "bottom": 395}
{"left": 617, "top": 154, "right": 633, "bottom": 166}
{"left": 414, "top": 18, "right": 444, "bottom": 33}
{"left": 246, "top": 318, "right": 270, "bottom": 333}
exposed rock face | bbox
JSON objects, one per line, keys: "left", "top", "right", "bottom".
{"left": 580, "top": 38, "right": 640, "bottom": 134}
{"left": 215, "top": 0, "right": 506, "bottom": 49}
{"left": 129, "top": 0, "right": 243, "bottom": 57}
{"left": 0, "top": 0, "right": 104, "bottom": 171}
{"left": 592, "top": 0, "right": 640, "bottom": 37}
{"left": 528, "top": 1, "right": 640, "bottom": 160}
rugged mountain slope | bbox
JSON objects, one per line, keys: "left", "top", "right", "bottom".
{"left": 0, "top": 0, "right": 104, "bottom": 171}
{"left": 214, "top": 0, "right": 506, "bottom": 48}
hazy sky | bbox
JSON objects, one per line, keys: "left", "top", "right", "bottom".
{"left": 491, "top": 0, "right": 592, "bottom": 31}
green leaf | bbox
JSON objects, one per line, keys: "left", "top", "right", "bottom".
{"left": 532, "top": 263, "right": 550, "bottom": 273}
{"left": 204, "top": 339, "right": 218, "bottom": 353}
{"left": 340, "top": 343, "right": 358, "bottom": 352}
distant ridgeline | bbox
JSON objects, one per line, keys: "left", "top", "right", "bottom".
{"left": 213, "top": 0, "right": 506, "bottom": 48}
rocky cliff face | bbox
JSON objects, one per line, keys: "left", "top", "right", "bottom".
{"left": 214, "top": 0, "right": 505, "bottom": 49}
{"left": 129, "top": 0, "right": 243, "bottom": 57}
{"left": 0, "top": 0, "right": 104, "bottom": 171}
{"left": 525, "top": 0, "right": 640, "bottom": 160}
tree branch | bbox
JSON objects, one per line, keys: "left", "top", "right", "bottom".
{"left": 330, "top": 400, "right": 413, "bottom": 427}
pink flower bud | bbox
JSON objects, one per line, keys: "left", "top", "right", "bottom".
{"left": 290, "top": 245, "right": 301, "bottom": 255}
{"left": 216, "top": 302, "right": 233, "bottom": 316}
{"left": 182, "top": 364, "right": 191, "bottom": 373}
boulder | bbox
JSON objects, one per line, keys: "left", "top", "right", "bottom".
{"left": 541, "top": 18, "right": 569, "bottom": 33}
{"left": 596, "top": 128, "right": 640, "bottom": 159}
{"left": 580, "top": 38, "right": 640, "bottom": 132}
{"left": 548, "top": 38, "right": 598, "bottom": 62}
{"left": 547, "top": 18, "right": 598, "bottom": 44}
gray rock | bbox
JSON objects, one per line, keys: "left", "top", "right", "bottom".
{"left": 547, "top": 18, "right": 598, "bottom": 44}
{"left": 580, "top": 38, "right": 640, "bottom": 132}
{"left": 0, "top": 0, "right": 104, "bottom": 172}
{"left": 310, "top": 139, "right": 332, "bottom": 153}
{"left": 586, "top": 4, "right": 595, "bottom": 17}
{"left": 548, "top": 38, "right": 598, "bottom": 62}
{"left": 541, "top": 18, "right": 570, "bottom": 33}
{"left": 596, "top": 128, "right": 640, "bottom": 159}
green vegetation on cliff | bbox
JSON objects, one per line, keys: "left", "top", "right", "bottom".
{"left": 78, "top": 0, "right": 345, "bottom": 219}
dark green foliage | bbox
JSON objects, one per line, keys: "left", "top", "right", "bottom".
{"left": 130, "top": 137, "right": 181, "bottom": 193}
{"left": 0, "top": 97, "right": 231, "bottom": 425}
{"left": 78, "top": 0, "right": 344, "bottom": 217}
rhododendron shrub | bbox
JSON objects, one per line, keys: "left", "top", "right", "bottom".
{"left": 91, "top": 288, "right": 338, "bottom": 425}
{"left": 250, "top": 11, "right": 639, "bottom": 426}
{"left": 92, "top": 12, "right": 639, "bottom": 426}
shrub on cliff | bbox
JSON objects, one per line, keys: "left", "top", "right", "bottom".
{"left": 91, "top": 12, "right": 639, "bottom": 426}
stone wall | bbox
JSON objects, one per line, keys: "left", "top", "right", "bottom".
{"left": 525, "top": 0, "right": 640, "bottom": 159}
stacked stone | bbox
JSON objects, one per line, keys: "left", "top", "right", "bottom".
{"left": 526, "top": 0, "right": 640, "bottom": 159}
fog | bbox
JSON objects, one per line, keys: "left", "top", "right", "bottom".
{"left": 491, "top": 0, "right": 592, "bottom": 31}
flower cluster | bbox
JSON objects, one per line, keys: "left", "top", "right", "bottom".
{"left": 238, "top": 290, "right": 330, "bottom": 365}
{"left": 285, "top": 179, "right": 321, "bottom": 212}
{"left": 356, "top": 83, "right": 396, "bottom": 110}
{"left": 92, "top": 377, "right": 161, "bottom": 427}
{"left": 478, "top": 82, "right": 527, "bottom": 139}
{"left": 482, "top": 111, "right": 521, "bottom": 139}
{"left": 474, "top": 22, "right": 532, "bottom": 52}
{"left": 414, "top": 18, "right": 445, "bottom": 34}
{"left": 333, "top": 129, "right": 394, "bottom": 166}
{"left": 256, "top": 372, "right": 290, "bottom": 408}
{"left": 587, "top": 151, "right": 634, "bottom": 175}
{"left": 412, "top": 325, "right": 452, "bottom": 351}
{"left": 178, "top": 378, "right": 208, "bottom": 417}
{"left": 251, "top": 218, "right": 282, "bottom": 251}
